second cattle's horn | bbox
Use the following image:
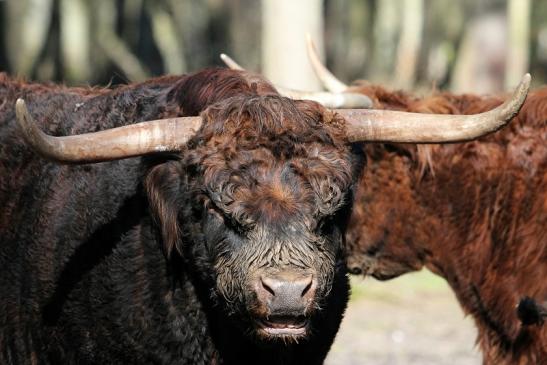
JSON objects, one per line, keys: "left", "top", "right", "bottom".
{"left": 219, "top": 53, "right": 373, "bottom": 109}
{"left": 305, "top": 34, "right": 348, "bottom": 93}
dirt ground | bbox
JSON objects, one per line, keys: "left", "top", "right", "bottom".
{"left": 325, "top": 270, "right": 482, "bottom": 365}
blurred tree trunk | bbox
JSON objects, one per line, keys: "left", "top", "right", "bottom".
{"left": 5, "top": 0, "right": 53, "bottom": 76}
{"left": 505, "top": 0, "right": 530, "bottom": 88}
{"left": 60, "top": 0, "right": 91, "bottom": 82}
{"left": 346, "top": 0, "right": 372, "bottom": 82}
{"left": 149, "top": 0, "right": 186, "bottom": 75}
{"left": 394, "top": 0, "right": 424, "bottom": 89}
{"left": 452, "top": 13, "right": 506, "bottom": 93}
{"left": 122, "top": 0, "right": 144, "bottom": 47}
{"left": 371, "top": 0, "right": 399, "bottom": 83}
{"left": 168, "top": 0, "right": 210, "bottom": 71}
{"left": 228, "top": 0, "right": 261, "bottom": 71}
{"left": 95, "top": 0, "right": 149, "bottom": 82}
{"left": 261, "top": 0, "right": 323, "bottom": 90}
{"left": 324, "top": 0, "right": 349, "bottom": 83}
{"left": 419, "top": 0, "right": 464, "bottom": 89}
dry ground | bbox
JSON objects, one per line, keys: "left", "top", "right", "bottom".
{"left": 325, "top": 270, "right": 482, "bottom": 365}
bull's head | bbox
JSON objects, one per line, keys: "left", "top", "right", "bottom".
{"left": 14, "top": 69, "right": 529, "bottom": 342}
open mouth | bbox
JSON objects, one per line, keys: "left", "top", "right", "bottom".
{"left": 256, "top": 315, "right": 309, "bottom": 336}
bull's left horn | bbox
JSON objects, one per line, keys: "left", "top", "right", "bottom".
{"left": 338, "top": 73, "right": 531, "bottom": 143}
{"left": 15, "top": 98, "right": 202, "bottom": 163}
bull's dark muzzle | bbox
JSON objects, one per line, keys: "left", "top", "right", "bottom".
{"left": 257, "top": 272, "right": 316, "bottom": 315}
{"left": 253, "top": 271, "right": 317, "bottom": 337}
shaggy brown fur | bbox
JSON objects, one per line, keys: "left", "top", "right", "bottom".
{"left": 345, "top": 81, "right": 547, "bottom": 364}
{"left": 0, "top": 68, "right": 363, "bottom": 364}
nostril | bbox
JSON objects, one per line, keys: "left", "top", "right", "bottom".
{"left": 258, "top": 273, "right": 316, "bottom": 309}
{"left": 301, "top": 277, "right": 313, "bottom": 297}
{"left": 260, "top": 277, "right": 275, "bottom": 297}
{"left": 261, "top": 278, "right": 276, "bottom": 297}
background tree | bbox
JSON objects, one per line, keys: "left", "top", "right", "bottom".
{"left": 0, "top": 0, "right": 543, "bottom": 91}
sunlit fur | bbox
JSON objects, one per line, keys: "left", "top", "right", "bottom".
{"left": 0, "top": 69, "right": 362, "bottom": 364}
{"left": 346, "top": 82, "right": 547, "bottom": 364}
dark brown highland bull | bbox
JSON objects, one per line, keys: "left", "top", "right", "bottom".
{"left": 305, "top": 38, "right": 547, "bottom": 365}
{"left": 0, "top": 67, "right": 528, "bottom": 364}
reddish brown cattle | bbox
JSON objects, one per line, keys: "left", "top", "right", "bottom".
{"left": 343, "top": 81, "right": 547, "bottom": 364}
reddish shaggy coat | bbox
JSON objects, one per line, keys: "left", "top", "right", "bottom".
{"left": 345, "top": 82, "right": 547, "bottom": 364}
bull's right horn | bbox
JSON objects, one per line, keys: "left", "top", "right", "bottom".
{"left": 15, "top": 99, "right": 202, "bottom": 163}
{"left": 338, "top": 73, "right": 531, "bottom": 143}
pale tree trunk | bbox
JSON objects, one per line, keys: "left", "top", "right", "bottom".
{"left": 5, "top": 0, "right": 53, "bottom": 76}
{"left": 149, "top": 0, "right": 186, "bottom": 75}
{"left": 60, "top": 0, "right": 91, "bottom": 82}
{"left": 505, "top": 0, "right": 531, "bottom": 88}
{"left": 452, "top": 13, "right": 506, "bottom": 93}
{"left": 371, "top": 0, "right": 399, "bottom": 84}
{"left": 261, "top": 0, "right": 323, "bottom": 90}
{"left": 95, "top": 0, "right": 149, "bottom": 82}
{"left": 394, "top": 0, "right": 424, "bottom": 89}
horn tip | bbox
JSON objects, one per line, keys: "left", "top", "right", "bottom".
{"left": 515, "top": 73, "right": 531, "bottom": 100}
{"left": 219, "top": 53, "right": 243, "bottom": 71}
{"left": 15, "top": 98, "right": 28, "bottom": 120}
{"left": 522, "top": 73, "right": 532, "bottom": 86}
{"left": 306, "top": 33, "right": 316, "bottom": 51}
{"left": 219, "top": 53, "right": 230, "bottom": 64}
{"left": 16, "top": 98, "right": 26, "bottom": 109}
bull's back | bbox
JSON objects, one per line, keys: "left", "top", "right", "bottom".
{"left": 0, "top": 79, "right": 148, "bottom": 362}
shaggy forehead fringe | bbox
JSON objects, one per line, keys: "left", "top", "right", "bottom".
{"left": 195, "top": 93, "right": 348, "bottom": 149}
{"left": 180, "top": 94, "right": 355, "bottom": 227}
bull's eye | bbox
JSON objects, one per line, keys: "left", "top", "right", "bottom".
{"left": 317, "top": 216, "right": 336, "bottom": 237}
{"left": 204, "top": 208, "right": 226, "bottom": 252}
{"left": 221, "top": 211, "right": 248, "bottom": 235}
{"left": 205, "top": 206, "right": 247, "bottom": 242}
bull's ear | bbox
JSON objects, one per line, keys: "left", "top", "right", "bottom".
{"left": 145, "top": 161, "right": 184, "bottom": 257}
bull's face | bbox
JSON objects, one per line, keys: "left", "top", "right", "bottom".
{"left": 203, "top": 161, "right": 351, "bottom": 341}
{"left": 146, "top": 95, "right": 362, "bottom": 342}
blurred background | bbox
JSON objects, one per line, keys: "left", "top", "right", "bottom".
{"left": 0, "top": 0, "right": 538, "bottom": 364}
{"left": 0, "top": 0, "right": 542, "bottom": 94}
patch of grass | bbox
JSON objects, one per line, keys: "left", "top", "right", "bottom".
{"left": 349, "top": 269, "right": 451, "bottom": 303}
